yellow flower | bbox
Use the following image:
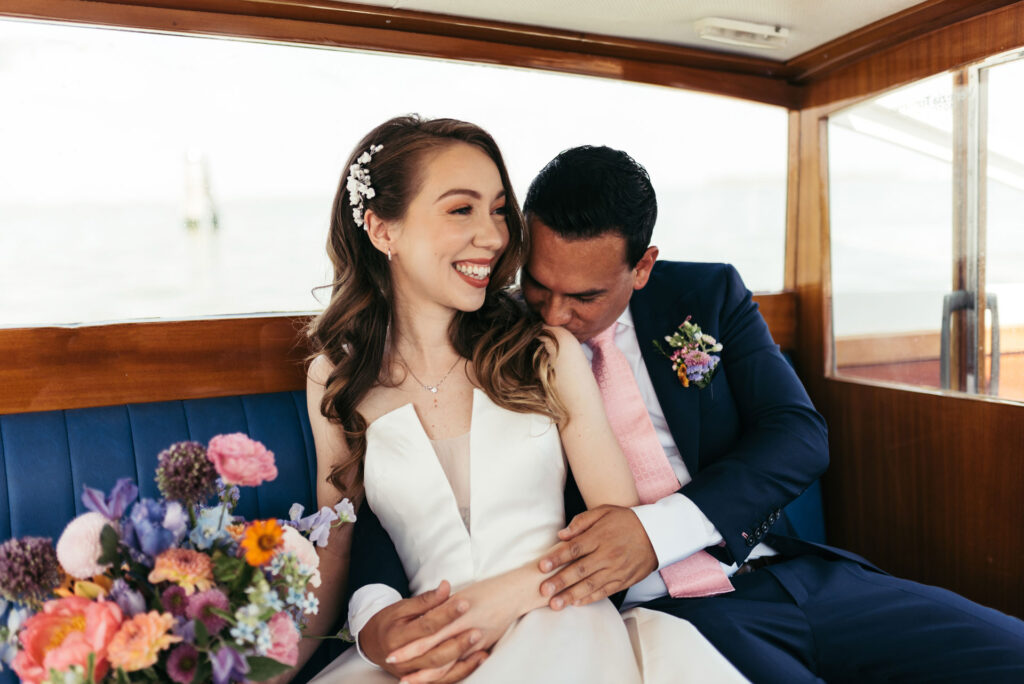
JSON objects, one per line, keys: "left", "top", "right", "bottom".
{"left": 147, "top": 548, "right": 214, "bottom": 595}
{"left": 55, "top": 573, "right": 113, "bottom": 599}
{"left": 107, "top": 611, "right": 181, "bottom": 672}
{"left": 240, "top": 519, "right": 284, "bottom": 567}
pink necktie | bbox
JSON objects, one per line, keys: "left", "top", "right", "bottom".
{"left": 589, "top": 323, "right": 733, "bottom": 598}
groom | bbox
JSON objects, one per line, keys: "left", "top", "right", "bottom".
{"left": 344, "top": 146, "right": 1024, "bottom": 683}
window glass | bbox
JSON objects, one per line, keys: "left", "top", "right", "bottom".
{"left": 0, "top": 19, "right": 787, "bottom": 326}
{"left": 829, "top": 56, "right": 1024, "bottom": 404}
{"left": 828, "top": 75, "right": 954, "bottom": 390}
{"left": 981, "top": 55, "right": 1024, "bottom": 401}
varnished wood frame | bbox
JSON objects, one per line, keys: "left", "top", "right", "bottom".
{"left": 0, "top": 293, "right": 797, "bottom": 415}
{"left": 788, "top": 2, "right": 1024, "bottom": 617}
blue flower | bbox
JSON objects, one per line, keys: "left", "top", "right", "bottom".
{"left": 109, "top": 578, "right": 146, "bottom": 617}
{"left": 81, "top": 478, "right": 138, "bottom": 521}
{"left": 125, "top": 499, "right": 186, "bottom": 559}
{"left": 189, "top": 504, "right": 233, "bottom": 550}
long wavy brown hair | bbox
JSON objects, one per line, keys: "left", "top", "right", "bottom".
{"left": 308, "top": 115, "right": 565, "bottom": 496}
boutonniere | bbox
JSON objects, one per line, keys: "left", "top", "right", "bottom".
{"left": 653, "top": 316, "right": 723, "bottom": 388}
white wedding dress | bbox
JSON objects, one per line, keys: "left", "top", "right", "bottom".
{"left": 312, "top": 389, "right": 748, "bottom": 683}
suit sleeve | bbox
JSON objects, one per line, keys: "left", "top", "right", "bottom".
{"left": 679, "top": 264, "right": 829, "bottom": 565}
{"left": 345, "top": 499, "right": 411, "bottom": 605}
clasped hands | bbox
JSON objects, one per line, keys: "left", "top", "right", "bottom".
{"left": 359, "top": 505, "right": 657, "bottom": 683}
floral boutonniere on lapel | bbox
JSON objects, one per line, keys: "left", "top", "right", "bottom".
{"left": 653, "top": 316, "right": 723, "bottom": 388}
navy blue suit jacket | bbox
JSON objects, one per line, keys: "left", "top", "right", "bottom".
{"left": 346, "top": 260, "right": 840, "bottom": 603}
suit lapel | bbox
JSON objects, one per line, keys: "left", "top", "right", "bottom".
{"left": 630, "top": 269, "right": 702, "bottom": 476}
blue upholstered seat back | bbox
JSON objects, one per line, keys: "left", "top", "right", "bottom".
{"left": 0, "top": 391, "right": 317, "bottom": 542}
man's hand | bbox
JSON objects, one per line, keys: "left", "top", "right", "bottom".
{"left": 537, "top": 505, "right": 657, "bottom": 609}
{"left": 359, "top": 581, "right": 488, "bottom": 683}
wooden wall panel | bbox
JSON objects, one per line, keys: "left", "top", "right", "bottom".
{"left": 820, "top": 379, "right": 1024, "bottom": 617}
{"left": 0, "top": 292, "right": 797, "bottom": 415}
{"left": 0, "top": 316, "right": 312, "bottom": 415}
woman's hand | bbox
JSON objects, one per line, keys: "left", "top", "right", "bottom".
{"left": 385, "top": 567, "right": 545, "bottom": 683}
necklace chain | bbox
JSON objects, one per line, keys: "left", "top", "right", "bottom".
{"left": 397, "top": 351, "right": 462, "bottom": 394}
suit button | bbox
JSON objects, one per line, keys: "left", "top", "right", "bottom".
{"left": 769, "top": 512, "right": 779, "bottom": 523}
{"left": 760, "top": 523, "right": 769, "bottom": 533}
{"left": 746, "top": 536, "right": 756, "bottom": 547}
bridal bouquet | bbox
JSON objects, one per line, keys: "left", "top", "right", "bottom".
{"left": 0, "top": 433, "right": 354, "bottom": 684}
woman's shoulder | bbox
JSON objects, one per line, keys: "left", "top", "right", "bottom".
{"left": 307, "top": 353, "right": 334, "bottom": 387}
{"left": 541, "top": 325, "right": 588, "bottom": 373}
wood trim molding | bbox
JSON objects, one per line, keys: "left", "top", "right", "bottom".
{"left": 0, "top": 0, "right": 799, "bottom": 107}
{"left": 0, "top": 316, "right": 313, "bottom": 415}
{"left": 788, "top": 0, "right": 1024, "bottom": 83}
{"left": 802, "top": 1, "right": 1024, "bottom": 109}
{"left": 0, "top": 293, "right": 796, "bottom": 415}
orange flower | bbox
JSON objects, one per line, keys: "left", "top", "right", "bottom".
{"left": 241, "top": 519, "right": 284, "bottom": 566}
{"left": 147, "top": 549, "right": 214, "bottom": 595}
{"left": 676, "top": 363, "right": 690, "bottom": 388}
{"left": 12, "top": 596, "right": 123, "bottom": 684}
{"left": 107, "top": 611, "right": 181, "bottom": 672}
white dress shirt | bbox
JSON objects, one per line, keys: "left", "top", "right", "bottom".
{"left": 346, "top": 306, "right": 776, "bottom": 656}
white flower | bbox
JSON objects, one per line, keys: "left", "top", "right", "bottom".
{"left": 357, "top": 152, "right": 372, "bottom": 164}
{"left": 334, "top": 498, "right": 357, "bottom": 523}
{"left": 281, "top": 525, "right": 321, "bottom": 587}
{"left": 56, "top": 511, "right": 114, "bottom": 579}
{"left": 712, "top": 343, "right": 723, "bottom": 352}
{"left": 701, "top": 334, "right": 717, "bottom": 345}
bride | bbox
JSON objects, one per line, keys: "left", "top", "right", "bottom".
{"left": 297, "top": 115, "right": 745, "bottom": 683}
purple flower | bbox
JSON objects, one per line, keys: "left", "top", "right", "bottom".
{"left": 125, "top": 498, "right": 187, "bottom": 559}
{"left": 167, "top": 643, "right": 200, "bottom": 684}
{"left": 211, "top": 645, "right": 249, "bottom": 684}
{"left": 110, "top": 578, "right": 147, "bottom": 617}
{"left": 0, "top": 537, "right": 61, "bottom": 605}
{"left": 82, "top": 478, "right": 138, "bottom": 521}
{"left": 290, "top": 505, "right": 339, "bottom": 547}
{"left": 187, "top": 588, "right": 230, "bottom": 635}
{"left": 156, "top": 441, "right": 218, "bottom": 507}
{"left": 162, "top": 585, "right": 189, "bottom": 617}
{"left": 172, "top": 618, "right": 197, "bottom": 644}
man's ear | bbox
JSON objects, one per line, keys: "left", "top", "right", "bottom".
{"left": 632, "top": 246, "right": 659, "bottom": 290}
{"left": 364, "top": 209, "right": 396, "bottom": 259}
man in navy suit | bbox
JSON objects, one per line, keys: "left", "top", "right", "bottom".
{"left": 344, "top": 146, "right": 1024, "bottom": 683}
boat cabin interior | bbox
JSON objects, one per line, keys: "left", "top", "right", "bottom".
{"left": 1, "top": 1, "right": 1022, "bottom": 678}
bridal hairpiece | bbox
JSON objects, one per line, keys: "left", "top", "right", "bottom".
{"left": 347, "top": 143, "right": 384, "bottom": 230}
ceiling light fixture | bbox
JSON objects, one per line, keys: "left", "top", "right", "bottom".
{"left": 694, "top": 18, "right": 789, "bottom": 49}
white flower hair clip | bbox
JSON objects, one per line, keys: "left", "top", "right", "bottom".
{"left": 347, "top": 143, "right": 383, "bottom": 230}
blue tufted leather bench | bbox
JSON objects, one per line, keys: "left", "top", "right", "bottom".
{"left": 0, "top": 388, "right": 825, "bottom": 683}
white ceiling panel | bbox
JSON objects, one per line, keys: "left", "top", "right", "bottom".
{"left": 346, "top": 0, "right": 926, "bottom": 61}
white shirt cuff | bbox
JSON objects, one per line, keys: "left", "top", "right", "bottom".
{"left": 348, "top": 584, "right": 403, "bottom": 666}
{"left": 631, "top": 493, "right": 723, "bottom": 569}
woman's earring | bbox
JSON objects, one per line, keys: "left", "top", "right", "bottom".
{"left": 387, "top": 247, "right": 392, "bottom": 262}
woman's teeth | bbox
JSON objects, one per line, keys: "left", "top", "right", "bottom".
{"left": 455, "top": 263, "right": 491, "bottom": 279}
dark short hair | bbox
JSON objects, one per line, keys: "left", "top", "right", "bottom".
{"left": 523, "top": 145, "right": 657, "bottom": 266}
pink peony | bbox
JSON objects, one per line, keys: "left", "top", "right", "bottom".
{"left": 206, "top": 433, "right": 277, "bottom": 487}
{"left": 265, "top": 612, "right": 300, "bottom": 666}
{"left": 12, "top": 596, "right": 123, "bottom": 684}
{"left": 280, "top": 525, "right": 321, "bottom": 587}
{"left": 56, "top": 512, "right": 114, "bottom": 579}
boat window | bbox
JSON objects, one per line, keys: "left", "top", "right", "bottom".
{"left": 828, "top": 51, "right": 1024, "bottom": 403}
{"left": 0, "top": 19, "right": 786, "bottom": 327}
